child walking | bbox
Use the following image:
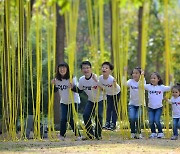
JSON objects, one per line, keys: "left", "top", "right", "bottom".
{"left": 72, "top": 61, "right": 103, "bottom": 140}
{"left": 124, "top": 67, "right": 144, "bottom": 139}
{"left": 166, "top": 84, "right": 180, "bottom": 140}
{"left": 52, "top": 62, "right": 81, "bottom": 141}
{"left": 98, "top": 62, "right": 121, "bottom": 131}
{"left": 144, "top": 72, "right": 172, "bottom": 138}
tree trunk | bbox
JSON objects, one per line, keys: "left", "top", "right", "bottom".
{"left": 137, "top": 6, "right": 143, "bottom": 67}
{"left": 54, "top": 5, "right": 65, "bottom": 127}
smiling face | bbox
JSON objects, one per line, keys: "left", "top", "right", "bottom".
{"left": 172, "top": 88, "right": 180, "bottom": 98}
{"left": 150, "top": 74, "right": 159, "bottom": 86}
{"left": 81, "top": 64, "right": 92, "bottom": 78}
{"left": 59, "top": 66, "right": 67, "bottom": 77}
{"left": 102, "top": 64, "right": 111, "bottom": 78}
{"left": 132, "top": 69, "right": 141, "bottom": 82}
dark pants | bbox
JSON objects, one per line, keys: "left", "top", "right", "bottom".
{"left": 128, "top": 105, "right": 141, "bottom": 134}
{"left": 148, "top": 107, "right": 163, "bottom": 133}
{"left": 83, "top": 100, "right": 103, "bottom": 139}
{"left": 173, "top": 118, "right": 180, "bottom": 136}
{"left": 60, "top": 103, "right": 80, "bottom": 137}
{"left": 106, "top": 92, "right": 120, "bottom": 125}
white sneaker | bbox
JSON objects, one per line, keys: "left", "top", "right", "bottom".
{"left": 131, "top": 133, "right": 136, "bottom": 139}
{"left": 149, "top": 133, "right": 157, "bottom": 139}
{"left": 75, "top": 136, "right": 82, "bottom": 141}
{"left": 59, "top": 135, "right": 65, "bottom": 141}
{"left": 136, "top": 133, "right": 143, "bottom": 139}
{"left": 157, "top": 133, "right": 164, "bottom": 138}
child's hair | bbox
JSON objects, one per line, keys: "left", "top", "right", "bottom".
{"left": 102, "top": 62, "right": 114, "bottom": 70}
{"left": 80, "top": 61, "right": 91, "bottom": 69}
{"left": 172, "top": 83, "right": 180, "bottom": 93}
{"left": 150, "top": 72, "right": 163, "bottom": 85}
{"left": 131, "top": 67, "right": 141, "bottom": 75}
{"left": 56, "top": 62, "right": 70, "bottom": 81}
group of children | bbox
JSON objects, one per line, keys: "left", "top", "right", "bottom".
{"left": 51, "top": 61, "right": 180, "bottom": 141}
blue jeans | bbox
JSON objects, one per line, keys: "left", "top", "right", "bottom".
{"left": 148, "top": 107, "right": 163, "bottom": 133}
{"left": 173, "top": 118, "right": 180, "bottom": 136}
{"left": 128, "top": 105, "right": 141, "bottom": 134}
{"left": 83, "top": 100, "right": 103, "bottom": 139}
{"left": 60, "top": 103, "right": 80, "bottom": 137}
{"left": 106, "top": 92, "right": 120, "bottom": 125}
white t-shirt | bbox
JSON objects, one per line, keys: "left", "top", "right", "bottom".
{"left": 144, "top": 84, "right": 171, "bottom": 109}
{"left": 55, "top": 77, "right": 80, "bottom": 104}
{"left": 169, "top": 96, "right": 180, "bottom": 118}
{"left": 127, "top": 79, "right": 145, "bottom": 106}
{"left": 78, "top": 74, "right": 103, "bottom": 102}
{"left": 98, "top": 75, "right": 120, "bottom": 95}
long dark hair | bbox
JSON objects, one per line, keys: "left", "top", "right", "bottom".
{"left": 150, "top": 72, "right": 163, "bottom": 85}
{"left": 56, "top": 62, "right": 70, "bottom": 81}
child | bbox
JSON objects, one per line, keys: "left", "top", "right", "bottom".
{"left": 52, "top": 62, "right": 81, "bottom": 141}
{"left": 144, "top": 72, "right": 172, "bottom": 138}
{"left": 72, "top": 61, "right": 103, "bottom": 140}
{"left": 124, "top": 67, "right": 145, "bottom": 139}
{"left": 98, "top": 62, "right": 120, "bottom": 131}
{"left": 166, "top": 84, "right": 180, "bottom": 140}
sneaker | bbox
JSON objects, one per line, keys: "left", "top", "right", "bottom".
{"left": 75, "top": 136, "right": 82, "bottom": 141}
{"left": 135, "top": 133, "right": 143, "bottom": 139}
{"left": 108, "top": 123, "right": 116, "bottom": 131}
{"left": 157, "top": 133, "right": 164, "bottom": 138}
{"left": 149, "top": 133, "right": 157, "bottom": 139}
{"left": 171, "top": 136, "right": 178, "bottom": 140}
{"left": 59, "top": 135, "right": 65, "bottom": 141}
{"left": 102, "top": 122, "right": 110, "bottom": 130}
{"left": 96, "top": 136, "right": 102, "bottom": 140}
{"left": 131, "top": 133, "right": 136, "bottom": 139}
{"left": 82, "top": 136, "right": 94, "bottom": 140}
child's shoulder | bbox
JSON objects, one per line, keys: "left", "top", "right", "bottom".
{"left": 79, "top": 75, "right": 85, "bottom": 80}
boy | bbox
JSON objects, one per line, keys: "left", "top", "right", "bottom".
{"left": 72, "top": 61, "right": 103, "bottom": 140}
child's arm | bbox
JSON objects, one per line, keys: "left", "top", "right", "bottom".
{"left": 51, "top": 78, "right": 59, "bottom": 93}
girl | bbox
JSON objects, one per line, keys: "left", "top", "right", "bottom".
{"left": 144, "top": 72, "right": 172, "bottom": 138}
{"left": 166, "top": 84, "right": 180, "bottom": 140}
{"left": 124, "top": 67, "right": 145, "bottom": 139}
{"left": 52, "top": 62, "right": 81, "bottom": 141}
{"left": 99, "top": 62, "right": 121, "bottom": 131}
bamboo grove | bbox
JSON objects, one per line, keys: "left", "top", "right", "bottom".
{"left": 0, "top": 0, "right": 180, "bottom": 141}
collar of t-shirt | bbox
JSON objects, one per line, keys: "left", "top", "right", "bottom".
{"left": 85, "top": 73, "right": 92, "bottom": 80}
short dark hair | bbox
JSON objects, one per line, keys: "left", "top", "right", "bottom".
{"left": 56, "top": 62, "right": 70, "bottom": 80}
{"left": 131, "top": 67, "right": 141, "bottom": 75}
{"left": 172, "top": 83, "right": 180, "bottom": 93}
{"left": 102, "top": 62, "right": 114, "bottom": 70}
{"left": 150, "top": 72, "right": 163, "bottom": 85}
{"left": 80, "top": 61, "right": 91, "bottom": 69}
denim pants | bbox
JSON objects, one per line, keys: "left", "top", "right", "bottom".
{"left": 106, "top": 92, "right": 120, "bottom": 125}
{"left": 173, "top": 118, "right": 180, "bottom": 136}
{"left": 128, "top": 105, "right": 141, "bottom": 134}
{"left": 60, "top": 103, "right": 80, "bottom": 137}
{"left": 83, "top": 100, "right": 103, "bottom": 139}
{"left": 148, "top": 107, "right": 163, "bottom": 133}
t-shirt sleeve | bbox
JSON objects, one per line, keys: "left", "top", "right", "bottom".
{"left": 126, "top": 79, "right": 131, "bottom": 87}
{"left": 161, "top": 85, "right": 171, "bottom": 92}
{"left": 78, "top": 79, "right": 83, "bottom": 90}
{"left": 144, "top": 84, "right": 149, "bottom": 90}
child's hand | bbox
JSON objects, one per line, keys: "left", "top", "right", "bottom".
{"left": 113, "top": 79, "right": 116, "bottom": 83}
{"left": 141, "top": 70, "right": 145, "bottom": 75}
{"left": 51, "top": 78, "right": 56, "bottom": 84}
{"left": 92, "top": 73, "right": 98, "bottom": 82}
{"left": 124, "top": 66, "right": 128, "bottom": 71}
{"left": 69, "top": 83, "right": 73, "bottom": 89}
{"left": 163, "top": 97, "right": 168, "bottom": 102}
